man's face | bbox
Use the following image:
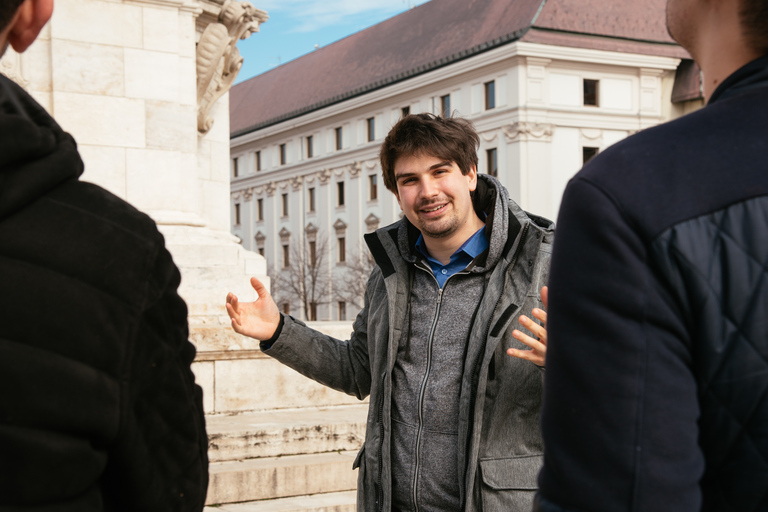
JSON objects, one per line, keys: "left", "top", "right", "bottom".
{"left": 394, "top": 153, "right": 478, "bottom": 241}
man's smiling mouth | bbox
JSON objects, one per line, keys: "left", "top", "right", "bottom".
{"left": 421, "top": 204, "right": 446, "bottom": 213}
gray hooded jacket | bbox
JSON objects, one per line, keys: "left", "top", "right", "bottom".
{"left": 265, "top": 175, "right": 554, "bottom": 511}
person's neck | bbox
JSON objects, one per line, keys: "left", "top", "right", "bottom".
{"left": 421, "top": 214, "right": 486, "bottom": 265}
{"left": 692, "top": 8, "right": 762, "bottom": 101}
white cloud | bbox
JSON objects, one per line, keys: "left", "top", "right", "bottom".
{"left": 257, "top": 0, "right": 430, "bottom": 33}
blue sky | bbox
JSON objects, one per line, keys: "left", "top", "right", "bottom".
{"left": 235, "top": 0, "right": 432, "bottom": 84}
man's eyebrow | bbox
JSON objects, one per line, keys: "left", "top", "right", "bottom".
{"left": 429, "top": 160, "right": 452, "bottom": 170}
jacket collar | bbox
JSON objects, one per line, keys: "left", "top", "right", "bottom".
{"left": 709, "top": 53, "right": 768, "bottom": 104}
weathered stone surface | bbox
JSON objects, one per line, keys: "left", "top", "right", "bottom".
{"left": 206, "top": 404, "right": 367, "bottom": 462}
{"left": 206, "top": 451, "right": 358, "bottom": 505}
{"left": 203, "top": 490, "right": 356, "bottom": 512}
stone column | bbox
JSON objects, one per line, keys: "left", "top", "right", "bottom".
{"left": 0, "top": 0, "right": 280, "bottom": 413}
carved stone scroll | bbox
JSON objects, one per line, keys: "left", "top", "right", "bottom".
{"left": 196, "top": 0, "right": 268, "bottom": 134}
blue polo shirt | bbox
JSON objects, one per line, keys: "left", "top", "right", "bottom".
{"left": 415, "top": 225, "right": 489, "bottom": 288}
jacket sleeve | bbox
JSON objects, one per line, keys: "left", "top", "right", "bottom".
{"left": 536, "top": 176, "right": 702, "bottom": 512}
{"left": 262, "top": 269, "right": 379, "bottom": 400}
{"left": 101, "top": 239, "right": 209, "bottom": 512}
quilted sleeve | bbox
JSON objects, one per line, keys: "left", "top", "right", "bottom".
{"left": 101, "top": 238, "right": 209, "bottom": 512}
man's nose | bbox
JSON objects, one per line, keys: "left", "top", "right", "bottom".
{"left": 420, "top": 177, "right": 439, "bottom": 198}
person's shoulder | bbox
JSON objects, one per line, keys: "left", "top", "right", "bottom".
{"left": 49, "top": 179, "right": 164, "bottom": 248}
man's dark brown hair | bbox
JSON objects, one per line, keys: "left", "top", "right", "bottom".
{"left": 0, "top": 0, "right": 24, "bottom": 33}
{"left": 379, "top": 113, "right": 480, "bottom": 193}
{"left": 741, "top": 0, "right": 768, "bottom": 54}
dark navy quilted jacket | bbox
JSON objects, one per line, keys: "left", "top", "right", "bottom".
{"left": 537, "top": 54, "right": 768, "bottom": 512}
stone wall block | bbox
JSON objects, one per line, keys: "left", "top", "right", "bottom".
{"left": 142, "top": 6, "right": 180, "bottom": 54}
{"left": 52, "top": 40, "right": 124, "bottom": 96}
{"left": 146, "top": 100, "right": 197, "bottom": 153}
{"left": 24, "top": 39, "right": 52, "bottom": 93}
{"left": 52, "top": 0, "right": 142, "bottom": 48}
{"left": 53, "top": 92, "right": 145, "bottom": 148}
{"left": 126, "top": 148, "right": 196, "bottom": 213}
{"left": 191, "top": 360, "right": 215, "bottom": 414}
{"left": 124, "top": 49, "right": 179, "bottom": 102}
{"left": 214, "top": 358, "right": 362, "bottom": 413}
{"left": 200, "top": 179, "right": 230, "bottom": 232}
{"left": 78, "top": 145, "right": 127, "bottom": 199}
{"left": 178, "top": 56, "right": 197, "bottom": 106}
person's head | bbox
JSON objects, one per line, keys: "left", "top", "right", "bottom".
{"left": 666, "top": 0, "right": 768, "bottom": 59}
{"left": 0, "top": 0, "right": 53, "bottom": 57}
{"left": 380, "top": 114, "right": 484, "bottom": 248}
{"left": 379, "top": 113, "right": 479, "bottom": 194}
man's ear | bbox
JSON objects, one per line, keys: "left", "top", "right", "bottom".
{"left": 467, "top": 165, "right": 478, "bottom": 191}
{"left": 7, "top": 0, "right": 53, "bottom": 54}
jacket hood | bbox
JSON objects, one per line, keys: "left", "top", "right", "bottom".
{"left": 392, "top": 173, "right": 533, "bottom": 273}
{"left": 0, "top": 74, "right": 83, "bottom": 220}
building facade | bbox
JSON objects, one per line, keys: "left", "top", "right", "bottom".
{"left": 229, "top": 0, "right": 702, "bottom": 321}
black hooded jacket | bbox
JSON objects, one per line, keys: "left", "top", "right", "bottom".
{"left": 0, "top": 74, "right": 208, "bottom": 511}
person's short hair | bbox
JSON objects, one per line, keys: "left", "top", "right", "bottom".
{"left": 0, "top": 0, "right": 24, "bottom": 33}
{"left": 741, "top": 0, "right": 768, "bottom": 54}
{"left": 379, "top": 113, "right": 479, "bottom": 193}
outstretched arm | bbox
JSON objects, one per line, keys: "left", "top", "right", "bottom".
{"left": 226, "top": 277, "right": 281, "bottom": 340}
{"left": 507, "top": 286, "right": 548, "bottom": 367}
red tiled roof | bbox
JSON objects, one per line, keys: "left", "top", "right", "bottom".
{"left": 230, "top": 0, "right": 688, "bottom": 137}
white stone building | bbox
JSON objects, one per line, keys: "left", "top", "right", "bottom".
{"left": 229, "top": 0, "right": 703, "bottom": 321}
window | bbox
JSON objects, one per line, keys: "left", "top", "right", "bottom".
{"left": 337, "top": 182, "right": 345, "bottom": 207}
{"left": 338, "top": 301, "right": 347, "bottom": 321}
{"left": 337, "top": 236, "right": 346, "bottom": 263}
{"left": 440, "top": 94, "right": 451, "bottom": 117}
{"left": 282, "top": 244, "right": 290, "bottom": 268}
{"left": 335, "top": 127, "right": 343, "bottom": 150}
{"left": 308, "top": 187, "right": 316, "bottom": 212}
{"left": 256, "top": 198, "right": 263, "bottom": 221}
{"left": 234, "top": 203, "right": 241, "bottom": 225}
{"left": 281, "top": 193, "right": 289, "bottom": 217}
{"left": 308, "top": 240, "right": 317, "bottom": 267}
{"left": 485, "top": 80, "right": 496, "bottom": 110}
{"left": 306, "top": 135, "right": 313, "bottom": 158}
{"left": 258, "top": 247, "right": 265, "bottom": 257}
{"left": 279, "top": 143, "right": 287, "bottom": 165}
{"left": 584, "top": 79, "right": 599, "bottom": 107}
{"left": 232, "top": 157, "right": 239, "bottom": 177}
{"left": 282, "top": 303, "right": 290, "bottom": 315}
{"left": 583, "top": 147, "right": 600, "bottom": 165}
{"left": 369, "top": 174, "right": 378, "bottom": 201}
{"left": 401, "top": 106, "right": 410, "bottom": 117}
{"left": 255, "top": 150, "right": 261, "bottom": 171}
{"left": 367, "top": 117, "right": 375, "bottom": 142}
{"left": 309, "top": 302, "right": 318, "bottom": 321}
{"left": 486, "top": 148, "right": 498, "bottom": 177}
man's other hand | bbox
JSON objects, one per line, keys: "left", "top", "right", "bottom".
{"left": 507, "top": 286, "right": 548, "bottom": 367}
{"left": 225, "top": 277, "right": 281, "bottom": 340}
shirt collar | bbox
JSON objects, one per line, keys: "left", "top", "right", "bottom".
{"left": 415, "top": 225, "right": 489, "bottom": 263}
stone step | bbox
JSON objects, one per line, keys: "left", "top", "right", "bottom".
{"left": 206, "top": 451, "right": 358, "bottom": 505}
{"left": 206, "top": 404, "right": 368, "bottom": 462}
{"left": 203, "top": 490, "right": 356, "bottom": 512}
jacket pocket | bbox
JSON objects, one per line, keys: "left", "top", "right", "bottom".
{"left": 479, "top": 455, "right": 542, "bottom": 511}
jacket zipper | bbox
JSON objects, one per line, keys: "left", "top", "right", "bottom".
{"left": 411, "top": 279, "right": 444, "bottom": 512}
{"left": 460, "top": 223, "right": 530, "bottom": 503}
{"left": 376, "top": 371, "right": 386, "bottom": 512}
